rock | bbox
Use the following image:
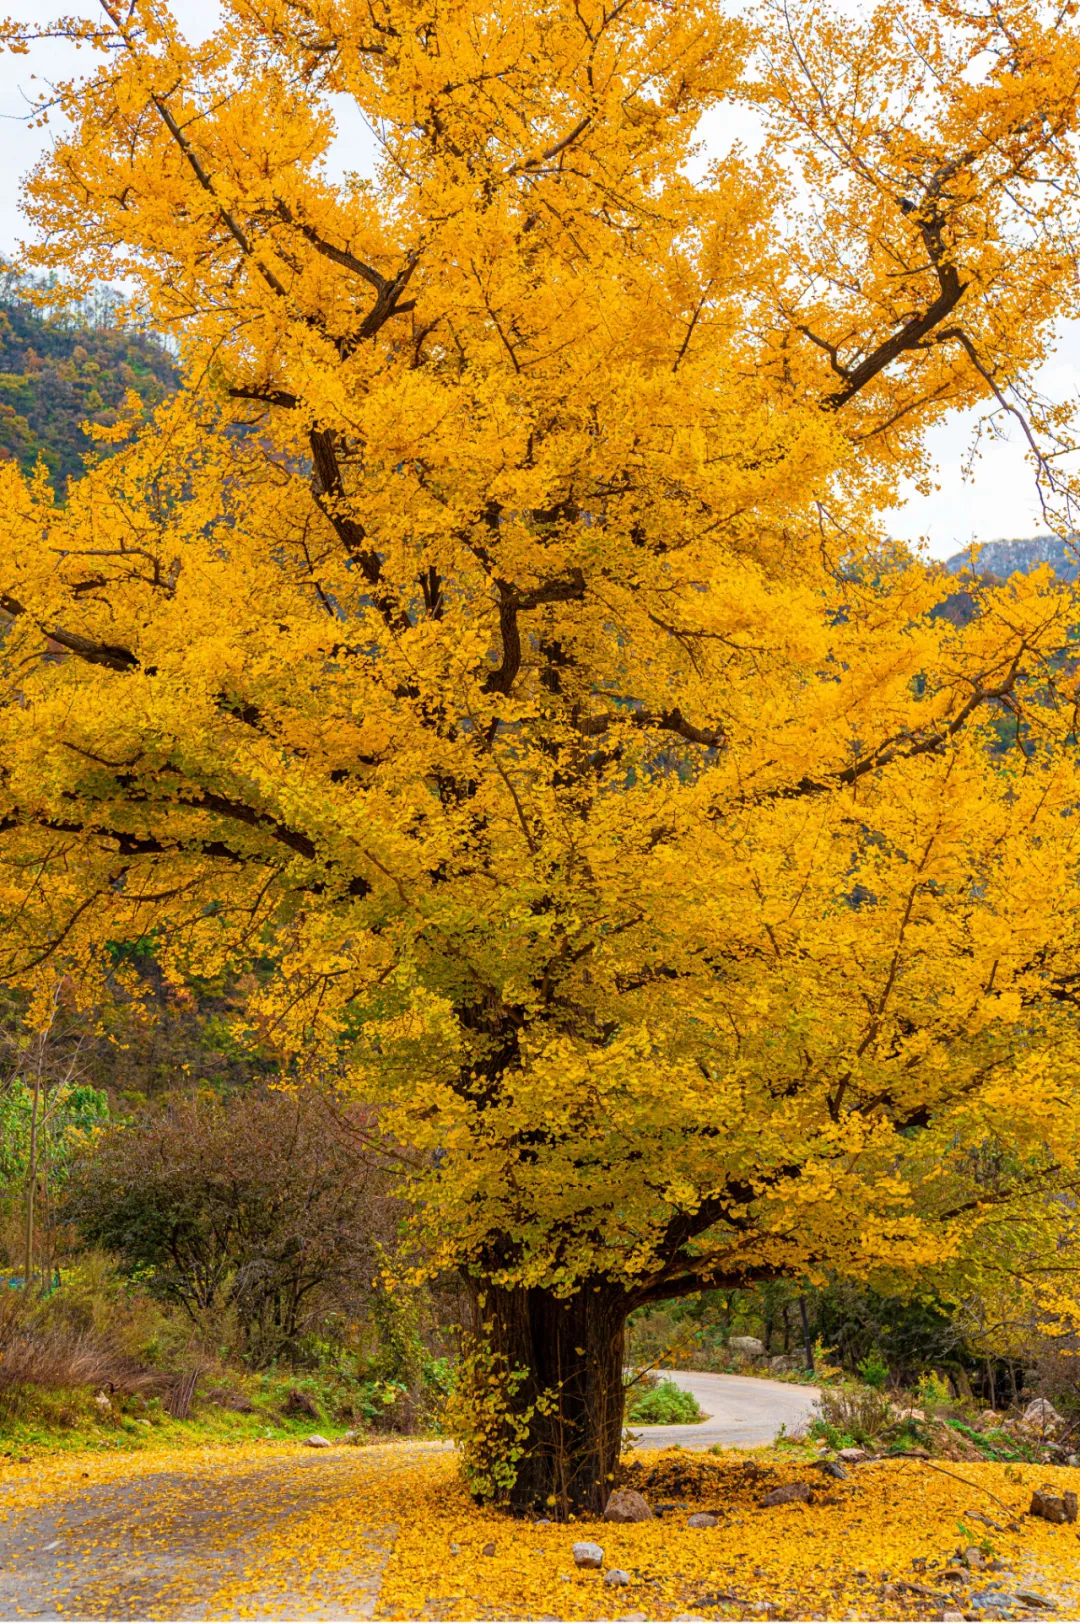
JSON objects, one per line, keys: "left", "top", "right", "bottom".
{"left": 768, "top": 1354, "right": 803, "bottom": 1373}
{"left": 892, "top": 1405, "right": 926, "bottom": 1423}
{"left": 284, "top": 1388, "right": 321, "bottom": 1419}
{"left": 962, "top": 1546, "right": 985, "bottom": 1570}
{"left": 1030, "top": 1486, "right": 1078, "bottom": 1524}
{"left": 572, "top": 1541, "right": 604, "bottom": 1569}
{"left": 761, "top": 1481, "right": 813, "bottom": 1507}
{"left": 1014, "top": 1591, "right": 1057, "bottom": 1610}
{"left": 603, "top": 1570, "right": 632, "bottom": 1587}
{"left": 481, "top": 1542, "right": 496, "bottom": 1557}
{"left": 94, "top": 1391, "right": 111, "bottom": 1413}
{"left": 942, "top": 1614, "right": 965, "bottom": 1622}
{"left": 1068, "top": 1454, "right": 1080, "bottom": 1468}
{"left": 1022, "top": 1398, "right": 1065, "bottom": 1432}
{"left": 302, "top": 1434, "right": 332, "bottom": 1448}
{"left": 837, "top": 1447, "right": 867, "bottom": 1462}
{"left": 812, "top": 1458, "right": 848, "bottom": 1479}
{"left": 727, "top": 1336, "right": 765, "bottom": 1359}
{"left": 449, "top": 1544, "right": 460, "bottom": 1555}
{"left": 686, "top": 1512, "right": 719, "bottom": 1528}
{"left": 534, "top": 1516, "right": 553, "bottom": 1524}
{"left": 977, "top": 1410, "right": 1002, "bottom": 1430}
{"left": 969, "top": 1591, "right": 1018, "bottom": 1615}
{"left": 604, "top": 1488, "right": 654, "bottom": 1523}
{"left": 616, "top": 1613, "right": 649, "bottom": 1621}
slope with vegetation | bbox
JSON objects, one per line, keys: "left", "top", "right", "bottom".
{"left": 0, "top": 268, "right": 176, "bottom": 492}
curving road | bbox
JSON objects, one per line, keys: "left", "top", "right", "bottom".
{"left": 628, "top": 1368, "right": 820, "bottom": 1450}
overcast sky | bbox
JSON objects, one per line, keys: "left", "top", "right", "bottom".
{"left": 1, "top": 0, "right": 1074, "bottom": 561}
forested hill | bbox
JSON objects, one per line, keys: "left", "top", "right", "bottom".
{"left": 0, "top": 283, "right": 177, "bottom": 494}
{"left": 944, "top": 534, "right": 1080, "bottom": 582}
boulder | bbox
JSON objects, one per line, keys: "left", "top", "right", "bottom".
{"left": 604, "top": 1488, "right": 655, "bottom": 1523}
{"left": 1030, "top": 1486, "right": 1078, "bottom": 1524}
{"left": 1023, "top": 1398, "right": 1065, "bottom": 1432}
{"left": 686, "top": 1512, "right": 719, "bottom": 1528}
{"left": 302, "top": 1434, "right": 332, "bottom": 1448}
{"left": 603, "top": 1570, "right": 632, "bottom": 1587}
{"left": 572, "top": 1541, "right": 604, "bottom": 1569}
{"left": 1014, "top": 1591, "right": 1057, "bottom": 1611}
{"left": 761, "top": 1482, "right": 812, "bottom": 1508}
{"left": 768, "top": 1354, "right": 803, "bottom": 1374}
{"left": 727, "top": 1336, "right": 765, "bottom": 1359}
{"left": 837, "top": 1447, "right": 867, "bottom": 1462}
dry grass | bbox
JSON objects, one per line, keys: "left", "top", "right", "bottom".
{"left": 814, "top": 1381, "right": 896, "bottom": 1444}
{"left": 0, "top": 1286, "right": 158, "bottom": 1406}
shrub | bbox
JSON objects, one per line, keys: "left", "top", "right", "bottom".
{"left": 857, "top": 1350, "right": 889, "bottom": 1389}
{"left": 65, "top": 1087, "right": 398, "bottom": 1366}
{"left": 626, "top": 1377, "right": 704, "bottom": 1425}
{"left": 810, "top": 1382, "right": 894, "bottom": 1447}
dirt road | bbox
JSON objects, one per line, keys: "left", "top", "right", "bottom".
{"left": 0, "top": 1443, "right": 406, "bottom": 1620}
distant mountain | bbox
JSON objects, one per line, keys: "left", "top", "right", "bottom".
{"left": 944, "top": 535, "right": 1080, "bottom": 582}
{"left": 0, "top": 277, "right": 177, "bottom": 495}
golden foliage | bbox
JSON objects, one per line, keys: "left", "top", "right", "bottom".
{"left": 0, "top": 0, "right": 1077, "bottom": 1329}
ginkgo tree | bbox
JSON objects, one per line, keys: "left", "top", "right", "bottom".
{"left": 2, "top": 0, "right": 1080, "bottom": 1512}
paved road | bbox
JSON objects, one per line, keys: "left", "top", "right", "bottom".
{"left": 629, "top": 1368, "right": 820, "bottom": 1450}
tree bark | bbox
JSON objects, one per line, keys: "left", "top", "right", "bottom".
{"left": 473, "top": 1277, "right": 630, "bottom": 1518}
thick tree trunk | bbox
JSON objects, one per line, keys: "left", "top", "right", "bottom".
{"left": 474, "top": 1277, "right": 629, "bottom": 1518}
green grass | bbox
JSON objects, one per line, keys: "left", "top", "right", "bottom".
{"left": 0, "top": 1372, "right": 413, "bottom": 1458}
{"left": 625, "top": 1377, "right": 704, "bottom": 1426}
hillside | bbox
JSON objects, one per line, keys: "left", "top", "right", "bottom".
{"left": 944, "top": 534, "right": 1080, "bottom": 581}
{"left": 0, "top": 280, "right": 177, "bottom": 493}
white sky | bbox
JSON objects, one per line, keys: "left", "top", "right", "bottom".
{"left": 1, "top": 0, "right": 1075, "bottom": 561}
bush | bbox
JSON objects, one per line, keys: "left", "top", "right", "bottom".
{"left": 857, "top": 1350, "right": 889, "bottom": 1389}
{"left": 65, "top": 1087, "right": 398, "bottom": 1366}
{"left": 810, "top": 1382, "right": 894, "bottom": 1447}
{"left": 626, "top": 1377, "right": 704, "bottom": 1425}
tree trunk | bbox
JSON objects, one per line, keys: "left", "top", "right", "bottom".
{"left": 22, "top": 1063, "right": 41, "bottom": 1292}
{"left": 473, "top": 1277, "right": 629, "bottom": 1518}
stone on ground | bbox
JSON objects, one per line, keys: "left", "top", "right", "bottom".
{"left": 572, "top": 1541, "right": 604, "bottom": 1569}
{"left": 1030, "top": 1486, "right": 1078, "bottom": 1524}
{"left": 604, "top": 1488, "right": 654, "bottom": 1523}
{"left": 761, "top": 1482, "right": 812, "bottom": 1507}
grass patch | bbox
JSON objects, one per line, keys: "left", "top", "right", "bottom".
{"left": 0, "top": 1369, "right": 416, "bottom": 1458}
{"left": 625, "top": 1377, "right": 704, "bottom": 1425}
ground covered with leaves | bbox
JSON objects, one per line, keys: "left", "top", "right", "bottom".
{"left": 1, "top": 1438, "right": 1078, "bottom": 1620}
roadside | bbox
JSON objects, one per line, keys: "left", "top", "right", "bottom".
{"left": 630, "top": 1369, "right": 820, "bottom": 1451}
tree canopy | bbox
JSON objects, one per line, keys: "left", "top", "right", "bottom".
{"left": 2, "top": 0, "right": 1080, "bottom": 1507}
